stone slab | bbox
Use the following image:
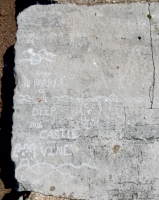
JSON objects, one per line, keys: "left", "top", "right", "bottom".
{"left": 11, "top": 3, "right": 159, "bottom": 200}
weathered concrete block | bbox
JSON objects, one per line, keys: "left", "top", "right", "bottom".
{"left": 12, "top": 3, "right": 159, "bottom": 200}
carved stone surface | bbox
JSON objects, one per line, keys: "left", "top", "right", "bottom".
{"left": 12, "top": 3, "right": 159, "bottom": 200}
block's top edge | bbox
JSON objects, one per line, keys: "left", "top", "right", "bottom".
{"left": 17, "top": 2, "right": 153, "bottom": 21}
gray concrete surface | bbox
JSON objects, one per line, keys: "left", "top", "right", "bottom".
{"left": 12, "top": 3, "right": 159, "bottom": 200}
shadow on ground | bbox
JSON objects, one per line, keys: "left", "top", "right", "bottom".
{"left": 0, "top": 45, "right": 16, "bottom": 195}
{"left": 0, "top": 46, "right": 27, "bottom": 200}
{"left": 0, "top": 0, "right": 56, "bottom": 199}
{"left": 0, "top": 45, "right": 31, "bottom": 200}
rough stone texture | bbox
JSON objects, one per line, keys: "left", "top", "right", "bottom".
{"left": 51, "top": 0, "right": 159, "bottom": 5}
{"left": 12, "top": 3, "right": 159, "bottom": 200}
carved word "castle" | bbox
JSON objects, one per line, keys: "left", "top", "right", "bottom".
{"left": 40, "top": 129, "right": 79, "bottom": 140}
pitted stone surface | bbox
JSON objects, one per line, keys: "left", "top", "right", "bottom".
{"left": 12, "top": 3, "right": 159, "bottom": 200}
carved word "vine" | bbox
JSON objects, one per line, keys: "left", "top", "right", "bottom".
{"left": 41, "top": 144, "right": 72, "bottom": 156}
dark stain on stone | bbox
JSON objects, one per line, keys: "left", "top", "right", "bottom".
{"left": 138, "top": 36, "right": 141, "bottom": 40}
{"left": 50, "top": 186, "right": 56, "bottom": 191}
{"left": 112, "top": 145, "right": 120, "bottom": 154}
{"left": 116, "top": 66, "right": 119, "bottom": 69}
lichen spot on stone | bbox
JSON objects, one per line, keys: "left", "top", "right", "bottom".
{"left": 50, "top": 186, "right": 55, "bottom": 191}
{"left": 112, "top": 145, "right": 120, "bottom": 154}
